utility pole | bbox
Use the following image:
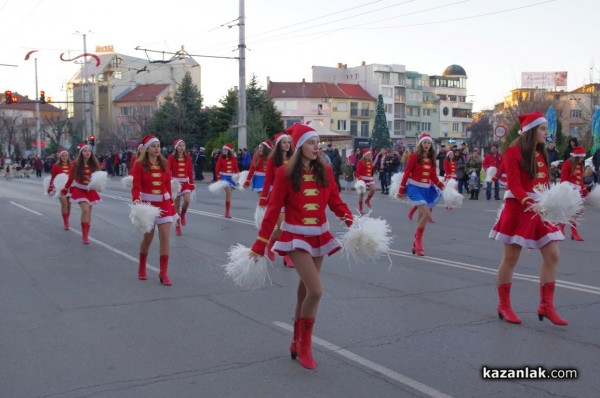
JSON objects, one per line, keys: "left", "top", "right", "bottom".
{"left": 237, "top": 0, "right": 247, "bottom": 149}
{"left": 35, "top": 58, "right": 41, "bottom": 157}
{"left": 76, "top": 30, "right": 92, "bottom": 144}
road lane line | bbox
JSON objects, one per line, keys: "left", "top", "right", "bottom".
{"left": 10, "top": 201, "right": 42, "bottom": 215}
{"left": 69, "top": 227, "right": 159, "bottom": 273}
{"left": 273, "top": 321, "right": 453, "bottom": 398}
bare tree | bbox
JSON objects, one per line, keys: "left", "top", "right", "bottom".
{"left": 0, "top": 111, "right": 23, "bottom": 156}
{"left": 495, "top": 90, "right": 553, "bottom": 129}
{"left": 43, "top": 115, "right": 74, "bottom": 150}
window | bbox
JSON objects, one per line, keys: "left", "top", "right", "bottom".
{"left": 338, "top": 120, "right": 347, "bottom": 131}
{"left": 570, "top": 109, "right": 582, "bottom": 118}
{"left": 452, "top": 108, "right": 472, "bottom": 118}
{"left": 421, "top": 122, "right": 431, "bottom": 131}
{"left": 360, "top": 121, "right": 369, "bottom": 137}
{"left": 443, "top": 107, "right": 449, "bottom": 116}
{"left": 384, "top": 104, "right": 393, "bottom": 114}
{"left": 114, "top": 71, "right": 122, "bottom": 79}
{"left": 381, "top": 87, "right": 393, "bottom": 97}
{"left": 452, "top": 123, "right": 459, "bottom": 132}
{"left": 422, "top": 108, "right": 431, "bottom": 117}
{"left": 337, "top": 102, "right": 347, "bottom": 111}
{"left": 350, "top": 120, "right": 358, "bottom": 136}
{"left": 120, "top": 106, "right": 133, "bottom": 116}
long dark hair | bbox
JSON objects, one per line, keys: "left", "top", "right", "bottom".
{"left": 568, "top": 156, "right": 583, "bottom": 178}
{"left": 140, "top": 150, "right": 168, "bottom": 172}
{"left": 74, "top": 150, "right": 100, "bottom": 181}
{"left": 221, "top": 149, "right": 232, "bottom": 159}
{"left": 252, "top": 143, "right": 272, "bottom": 167}
{"left": 286, "top": 150, "right": 329, "bottom": 192}
{"left": 416, "top": 142, "right": 435, "bottom": 164}
{"left": 269, "top": 139, "right": 293, "bottom": 167}
{"left": 513, "top": 126, "right": 549, "bottom": 179}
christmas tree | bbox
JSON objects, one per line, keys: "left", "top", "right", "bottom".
{"left": 371, "top": 94, "right": 390, "bottom": 149}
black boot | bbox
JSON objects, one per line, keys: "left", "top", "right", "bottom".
{"left": 469, "top": 191, "right": 475, "bottom": 200}
{"left": 475, "top": 190, "right": 480, "bottom": 200}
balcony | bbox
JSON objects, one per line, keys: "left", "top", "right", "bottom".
{"left": 350, "top": 109, "right": 373, "bottom": 118}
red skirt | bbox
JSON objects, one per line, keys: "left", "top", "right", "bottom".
{"left": 178, "top": 181, "right": 195, "bottom": 196}
{"left": 69, "top": 186, "right": 101, "bottom": 205}
{"left": 150, "top": 200, "right": 178, "bottom": 225}
{"left": 273, "top": 231, "right": 341, "bottom": 257}
{"left": 489, "top": 199, "right": 564, "bottom": 249}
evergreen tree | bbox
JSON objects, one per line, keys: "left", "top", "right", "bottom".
{"left": 247, "top": 111, "right": 268, "bottom": 151}
{"left": 371, "top": 95, "right": 390, "bottom": 149}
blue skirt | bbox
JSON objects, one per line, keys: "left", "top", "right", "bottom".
{"left": 220, "top": 174, "right": 237, "bottom": 190}
{"left": 251, "top": 174, "right": 265, "bottom": 192}
{"left": 406, "top": 184, "right": 441, "bottom": 208}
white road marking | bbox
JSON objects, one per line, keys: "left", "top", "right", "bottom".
{"left": 10, "top": 201, "right": 42, "bottom": 215}
{"left": 273, "top": 321, "right": 453, "bottom": 398}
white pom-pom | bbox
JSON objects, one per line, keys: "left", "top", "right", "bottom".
{"left": 208, "top": 180, "right": 230, "bottom": 194}
{"left": 485, "top": 167, "right": 497, "bottom": 182}
{"left": 171, "top": 179, "right": 181, "bottom": 196}
{"left": 341, "top": 215, "right": 392, "bottom": 261}
{"left": 585, "top": 184, "right": 600, "bottom": 207}
{"left": 53, "top": 173, "right": 68, "bottom": 192}
{"left": 121, "top": 175, "right": 133, "bottom": 189}
{"left": 237, "top": 170, "right": 249, "bottom": 189}
{"left": 388, "top": 172, "right": 403, "bottom": 201}
{"left": 222, "top": 244, "right": 269, "bottom": 290}
{"left": 532, "top": 182, "right": 584, "bottom": 225}
{"left": 43, "top": 176, "right": 51, "bottom": 195}
{"left": 354, "top": 180, "right": 366, "bottom": 194}
{"left": 89, "top": 171, "right": 108, "bottom": 192}
{"left": 128, "top": 202, "right": 161, "bottom": 233}
{"left": 254, "top": 205, "right": 265, "bottom": 229}
{"left": 442, "top": 178, "right": 463, "bottom": 207}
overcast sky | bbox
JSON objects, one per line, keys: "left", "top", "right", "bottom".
{"left": 1, "top": 0, "right": 598, "bottom": 112}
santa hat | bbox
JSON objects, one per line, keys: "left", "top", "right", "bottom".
{"left": 262, "top": 139, "right": 274, "bottom": 150}
{"left": 222, "top": 143, "right": 234, "bottom": 152}
{"left": 418, "top": 133, "right": 433, "bottom": 146}
{"left": 273, "top": 132, "right": 291, "bottom": 147}
{"left": 571, "top": 146, "right": 586, "bottom": 158}
{"left": 446, "top": 149, "right": 454, "bottom": 156}
{"left": 173, "top": 139, "right": 185, "bottom": 148}
{"left": 518, "top": 111, "right": 547, "bottom": 135}
{"left": 361, "top": 148, "right": 371, "bottom": 156}
{"left": 142, "top": 135, "right": 159, "bottom": 149}
{"left": 58, "top": 149, "right": 69, "bottom": 157}
{"left": 77, "top": 143, "right": 91, "bottom": 153}
{"left": 288, "top": 123, "right": 318, "bottom": 152}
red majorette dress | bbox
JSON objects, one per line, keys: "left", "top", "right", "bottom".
{"left": 252, "top": 166, "right": 352, "bottom": 257}
{"left": 560, "top": 161, "right": 589, "bottom": 197}
{"left": 64, "top": 164, "right": 101, "bottom": 205}
{"left": 215, "top": 156, "right": 240, "bottom": 189}
{"left": 258, "top": 157, "right": 289, "bottom": 209}
{"left": 245, "top": 156, "right": 268, "bottom": 192}
{"left": 443, "top": 158, "right": 457, "bottom": 181}
{"left": 489, "top": 146, "right": 564, "bottom": 248}
{"left": 355, "top": 159, "right": 375, "bottom": 186}
{"left": 48, "top": 162, "right": 71, "bottom": 195}
{"left": 132, "top": 161, "right": 177, "bottom": 225}
{"left": 399, "top": 153, "right": 444, "bottom": 207}
{"left": 168, "top": 154, "right": 195, "bottom": 196}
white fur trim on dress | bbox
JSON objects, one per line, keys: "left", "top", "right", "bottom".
{"left": 489, "top": 230, "right": 564, "bottom": 249}
{"left": 121, "top": 175, "right": 133, "bottom": 189}
{"left": 531, "top": 182, "right": 584, "bottom": 225}
{"left": 222, "top": 244, "right": 270, "bottom": 290}
{"left": 129, "top": 202, "right": 162, "bottom": 233}
{"left": 273, "top": 237, "right": 341, "bottom": 257}
{"left": 340, "top": 215, "right": 392, "bottom": 261}
{"left": 88, "top": 171, "right": 108, "bottom": 192}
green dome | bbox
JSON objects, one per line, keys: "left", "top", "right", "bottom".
{"left": 443, "top": 65, "right": 466, "bottom": 77}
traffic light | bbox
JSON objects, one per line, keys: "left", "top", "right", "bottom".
{"left": 5, "top": 90, "right": 12, "bottom": 104}
{"left": 89, "top": 135, "right": 95, "bottom": 146}
{"left": 40, "top": 91, "right": 45, "bottom": 103}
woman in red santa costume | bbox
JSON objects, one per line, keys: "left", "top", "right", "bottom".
{"left": 489, "top": 111, "right": 567, "bottom": 325}
{"left": 398, "top": 133, "right": 445, "bottom": 256}
{"left": 443, "top": 149, "right": 458, "bottom": 182}
{"left": 355, "top": 148, "right": 376, "bottom": 214}
{"left": 258, "top": 132, "right": 294, "bottom": 266}
{"left": 243, "top": 140, "right": 273, "bottom": 196}
{"left": 215, "top": 143, "right": 240, "bottom": 218}
{"left": 48, "top": 149, "right": 72, "bottom": 230}
{"left": 132, "top": 135, "right": 177, "bottom": 285}
{"left": 250, "top": 123, "right": 353, "bottom": 370}
{"left": 62, "top": 144, "right": 102, "bottom": 244}
{"left": 559, "top": 145, "right": 589, "bottom": 241}
{"left": 168, "top": 139, "right": 195, "bottom": 236}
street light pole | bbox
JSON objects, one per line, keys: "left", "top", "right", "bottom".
{"left": 237, "top": 0, "right": 247, "bottom": 150}
{"left": 75, "top": 30, "right": 92, "bottom": 143}
{"left": 35, "top": 58, "right": 41, "bottom": 157}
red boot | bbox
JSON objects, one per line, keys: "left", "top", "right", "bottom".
{"left": 283, "top": 255, "right": 294, "bottom": 268}
{"left": 180, "top": 208, "right": 187, "bottom": 226}
{"left": 538, "top": 282, "right": 568, "bottom": 325}
{"left": 408, "top": 205, "right": 417, "bottom": 221}
{"left": 62, "top": 213, "right": 70, "bottom": 230}
{"left": 570, "top": 225, "right": 583, "bottom": 241}
{"left": 138, "top": 252, "right": 148, "bottom": 280}
{"left": 297, "top": 318, "right": 317, "bottom": 369}
{"left": 412, "top": 227, "right": 425, "bottom": 256}
{"left": 175, "top": 219, "right": 182, "bottom": 236}
{"left": 225, "top": 201, "right": 231, "bottom": 218}
{"left": 365, "top": 192, "right": 374, "bottom": 209}
{"left": 266, "top": 238, "right": 276, "bottom": 261}
{"left": 81, "top": 222, "right": 90, "bottom": 244}
{"left": 159, "top": 255, "right": 172, "bottom": 286}
{"left": 290, "top": 319, "right": 299, "bottom": 360}
{"left": 496, "top": 283, "right": 522, "bottom": 324}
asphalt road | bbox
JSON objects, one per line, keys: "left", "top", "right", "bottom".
{"left": 1, "top": 174, "right": 599, "bottom": 398}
